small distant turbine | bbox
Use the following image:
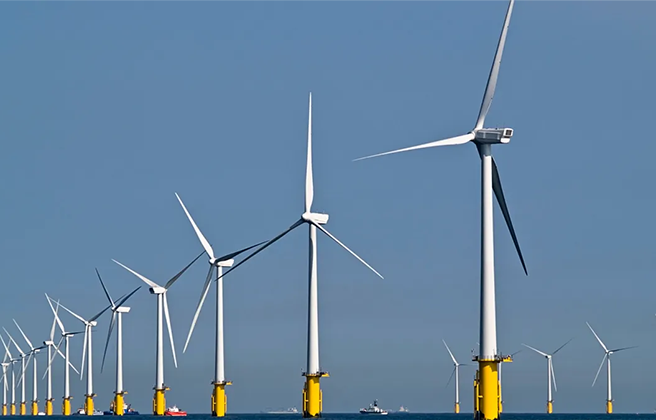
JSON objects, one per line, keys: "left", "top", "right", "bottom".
{"left": 176, "top": 192, "right": 263, "bottom": 417}
{"left": 443, "top": 340, "right": 468, "bottom": 414}
{"left": 13, "top": 320, "right": 47, "bottom": 415}
{"left": 4, "top": 328, "right": 28, "bottom": 416}
{"left": 0, "top": 335, "right": 11, "bottom": 416}
{"left": 522, "top": 339, "right": 572, "bottom": 413}
{"left": 42, "top": 298, "right": 65, "bottom": 416}
{"left": 587, "top": 322, "right": 637, "bottom": 414}
{"left": 113, "top": 252, "right": 203, "bottom": 416}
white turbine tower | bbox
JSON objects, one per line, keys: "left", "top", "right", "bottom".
{"left": 0, "top": 336, "right": 17, "bottom": 416}
{"left": 587, "top": 322, "right": 636, "bottom": 414}
{"left": 354, "top": 2, "right": 525, "bottom": 419}
{"left": 4, "top": 328, "right": 28, "bottom": 416}
{"left": 96, "top": 269, "right": 141, "bottom": 416}
{"left": 112, "top": 252, "right": 203, "bottom": 416}
{"left": 215, "top": 93, "right": 383, "bottom": 418}
{"left": 45, "top": 294, "right": 82, "bottom": 416}
{"left": 0, "top": 335, "right": 11, "bottom": 416}
{"left": 42, "top": 297, "right": 69, "bottom": 416}
{"left": 175, "top": 193, "right": 263, "bottom": 417}
{"left": 51, "top": 297, "right": 112, "bottom": 416}
{"left": 443, "top": 340, "right": 468, "bottom": 414}
{"left": 522, "top": 339, "right": 572, "bottom": 413}
{"left": 13, "top": 320, "right": 47, "bottom": 415}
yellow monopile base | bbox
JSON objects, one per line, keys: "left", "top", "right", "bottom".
{"left": 19, "top": 402, "right": 25, "bottom": 415}
{"left": 84, "top": 394, "right": 95, "bottom": 416}
{"left": 45, "top": 400, "right": 53, "bottom": 416}
{"left": 606, "top": 401, "right": 613, "bottom": 414}
{"left": 455, "top": 403, "right": 460, "bottom": 414}
{"left": 10, "top": 404, "right": 15, "bottom": 415}
{"left": 114, "top": 392, "right": 125, "bottom": 416}
{"left": 547, "top": 401, "right": 553, "bottom": 414}
{"left": 62, "top": 398, "right": 71, "bottom": 416}
{"left": 475, "top": 361, "right": 499, "bottom": 420}
{"left": 2, "top": 404, "right": 6, "bottom": 416}
{"left": 302, "top": 373, "right": 328, "bottom": 418}
{"left": 153, "top": 388, "right": 167, "bottom": 416}
{"left": 211, "top": 381, "right": 231, "bottom": 417}
{"left": 32, "top": 401, "right": 38, "bottom": 416}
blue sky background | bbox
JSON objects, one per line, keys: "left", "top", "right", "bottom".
{"left": 1, "top": 0, "right": 655, "bottom": 414}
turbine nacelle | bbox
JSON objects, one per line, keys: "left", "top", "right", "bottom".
{"left": 214, "top": 259, "right": 234, "bottom": 268}
{"left": 43, "top": 341, "right": 54, "bottom": 346}
{"left": 115, "top": 306, "right": 131, "bottom": 314}
{"left": 473, "top": 128, "right": 513, "bottom": 144}
{"left": 302, "top": 212, "right": 329, "bottom": 225}
{"left": 149, "top": 287, "right": 167, "bottom": 295}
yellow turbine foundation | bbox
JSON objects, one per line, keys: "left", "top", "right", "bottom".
{"left": 455, "top": 403, "right": 460, "bottom": 414}
{"left": 2, "top": 404, "right": 6, "bottom": 416}
{"left": 211, "top": 381, "right": 231, "bottom": 417}
{"left": 45, "top": 400, "right": 53, "bottom": 416}
{"left": 606, "top": 401, "right": 612, "bottom": 414}
{"left": 546, "top": 401, "right": 552, "bottom": 414}
{"left": 113, "top": 392, "right": 125, "bottom": 416}
{"left": 302, "top": 373, "right": 328, "bottom": 418}
{"left": 84, "top": 394, "right": 95, "bottom": 416}
{"left": 10, "top": 404, "right": 15, "bottom": 415}
{"left": 31, "top": 401, "right": 38, "bottom": 416}
{"left": 152, "top": 388, "right": 168, "bottom": 416}
{"left": 474, "top": 356, "right": 511, "bottom": 420}
{"left": 62, "top": 398, "right": 71, "bottom": 416}
{"left": 19, "top": 402, "right": 25, "bottom": 415}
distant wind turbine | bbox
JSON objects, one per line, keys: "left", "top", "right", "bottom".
{"left": 443, "top": 340, "right": 468, "bottom": 414}
{"left": 522, "top": 339, "right": 572, "bottom": 413}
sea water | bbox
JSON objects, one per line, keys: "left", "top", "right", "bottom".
{"left": 38, "top": 414, "right": 656, "bottom": 420}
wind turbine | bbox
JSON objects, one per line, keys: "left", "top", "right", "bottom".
{"left": 587, "top": 322, "right": 636, "bottom": 414}
{"left": 52, "top": 298, "right": 112, "bottom": 416}
{"left": 215, "top": 93, "right": 383, "bottom": 418}
{"left": 42, "top": 298, "right": 65, "bottom": 416}
{"left": 13, "top": 320, "right": 47, "bottom": 415}
{"left": 112, "top": 252, "right": 203, "bottom": 416}
{"left": 0, "top": 335, "right": 11, "bottom": 416}
{"left": 354, "top": 2, "right": 525, "bottom": 419}
{"left": 522, "top": 339, "right": 572, "bottom": 413}
{"left": 45, "top": 294, "right": 82, "bottom": 416}
{"left": 443, "top": 340, "right": 468, "bottom": 414}
{"left": 175, "top": 193, "right": 263, "bottom": 417}
{"left": 4, "top": 328, "right": 28, "bottom": 415}
{"left": 96, "top": 269, "right": 141, "bottom": 416}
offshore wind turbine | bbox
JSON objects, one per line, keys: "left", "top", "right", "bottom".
{"left": 13, "top": 320, "right": 46, "bottom": 415}
{"left": 176, "top": 193, "right": 263, "bottom": 417}
{"left": 522, "top": 339, "right": 572, "bottom": 413}
{"left": 4, "top": 328, "right": 28, "bottom": 415}
{"left": 216, "top": 93, "right": 383, "bottom": 418}
{"left": 96, "top": 269, "right": 141, "bottom": 416}
{"left": 52, "top": 298, "right": 111, "bottom": 416}
{"left": 0, "top": 336, "right": 17, "bottom": 415}
{"left": 42, "top": 299, "right": 66, "bottom": 416}
{"left": 113, "top": 253, "right": 203, "bottom": 415}
{"left": 354, "top": 2, "right": 526, "bottom": 419}
{"left": 443, "top": 340, "right": 468, "bottom": 413}
{"left": 45, "top": 295, "right": 82, "bottom": 416}
{"left": 587, "top": 322, "right": 636, "bottom": 414}
{"left": 0, "top": 336, "right": 10, "bottom": 416}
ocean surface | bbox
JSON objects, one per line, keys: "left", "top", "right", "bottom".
{"left": 39, "top": 414, "right": 656, "bottom": 420}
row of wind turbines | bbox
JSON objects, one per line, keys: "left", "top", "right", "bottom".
{"left": 442, "top": 322, "right": 636, "bottom": 415}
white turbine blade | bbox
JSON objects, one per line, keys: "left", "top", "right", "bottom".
{"left": 112, "top": 260, "right": 162, "bottom": 289}
{"left": 609, "top": 345, "right": 638, "bottom": 353}
{"left": 305, "top": 92, "right": 314, "bottom": 213}
{"left": 80, "top": 327, "right": 88, "bottom": 380}
{"left": 217, "top": 219, "right": 304, "bottom": 281}
{"left": 12, "top": 320, "right": 33, "bottom": 351}
{"left": 0, "top": 336, "right": 12, "bottom": 361}
{"left": 162, "top": 293, "right": 178, "bottom": 368}
{"left": 215, "top": 241, "right": 267, "bottom": 263}
{"left": 551, "top": 361, "right": 558, "bottom": 393}
{"left": 175, "top": 192, "right": 215, "bottom": 260}
{"left": 114, "top": 286, "right": 141, "bottom": 309}
{"left": 49, "top": 308, "right": 58, "bottom": 342}
{"left": 521, "top": 343, "right": 548, "bottom": 357}
{"left": 312, "top": 222, "right": 384, "bottom": 279}
{"left": 183, "top": 266, "right": 214, "bottom": 353}
{"left": 164, "top": 251, "right": 207, "bottom": 290}
{"left": 3, "top": 330, "right": 23, "bottom": 356}
{"left": 100, "top": 312, "right": 116, "bottom": 374}
{"left": 46, "top": 295, "right": 65, "bottom": 335}
{"left": 43, "top": 338, "right": 64, "bottom": 380}
{"left": 56, "top": 301, "right": 88, "bottom": 325}
{"left": 586, "top": 322, "right": 608, "bottom": 352}
{"left": 474, "top": 0, "right": 515, "bottom": 130}
{"left": 442, "top": 340, "right": 458, "bottom": 365}
{"left": 592, "top": 353, "right": 607, "bottom": 387}
{"left": 95, "top": 268, "right": 115, "bottom": 308}
{"left": 353, "top": 133, "right": 475, "bottom": 162}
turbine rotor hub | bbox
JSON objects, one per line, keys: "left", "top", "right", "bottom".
{"left": 473, "top": 127, "right": 513, "bottom": 144}
{"left": 302, "top": 212, "right": 329, "bottom": 225}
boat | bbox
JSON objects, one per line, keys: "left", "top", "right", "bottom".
{"left": 264, "top": 407, "right": 299, "bottom": 414}
{"left": 360, "top": 400, "right": 388, "bottom": 415}
{"left": 164, "top": 406, "right": 187, "bottom": 416}
{"left": 397, "top": 406, "right": 409, "bottom": 413}
{"left": 103, "top": 402, "right": 140, "bottom": 416}
{"left": 73, "top": 407, "right": 104, "bottom": 416}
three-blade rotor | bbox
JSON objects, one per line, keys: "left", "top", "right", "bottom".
{"left": 587, "top": 322, "right": 637, "bottom": 387}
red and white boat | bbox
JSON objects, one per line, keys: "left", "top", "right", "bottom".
{"left": 164, "top": 406, "right": 187, "bottom": 416}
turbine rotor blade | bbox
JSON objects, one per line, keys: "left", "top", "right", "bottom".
{"left": 443, "top": 340, "right": 458, "bottom": 365}
{"left": 80, "top": 327, "right": 88, "bottom": 380}
{"left": 100, "top": 312, "right": 116, "bottom": 374}
{"left": 112, "top": 260, "right": 162, "bottom": 289}
{"left": 217, "top": 220, "right": 304, "bottom": 281}
{"left": 164, "top": 250, "right": 206, "bottom": 290}
{"left": 552, "top": 338, "right": 573, "bottom": 355}
{"left": 215, "top": 241, "right": 267, "bottom": 263}
{"left": 56, "top": 301, "right": 88, "bottom": 325}
{"left": 305, "top": 92, "right": 314, "bottom": 213}
{"left": 12, "top": 320, "right": 33, "bottom": 351}
{"left": 550, "top": 360, "right": 558, "bottom": 393}
{"left": 175, "top": 192, "right": 215, "bottom": 261}
{"left": 183, "top": 266, "right": 215, "bottom": 353}
{"left": 46, "top": 295, "right": 66, "bottom": 335}
{"left": 163, "top": 293, "right": 177, "bottom": 368}
{"left": 445, "top": 366, "right": 456, "bottom": 388}
{"left": 353, "top": 133, "right": 475, "bottom": 162}
{"left": 521, "top": 343, "right": 548, "bottom": 357}
{"left": 592, "top": 353, "right": 607, "bottom": 387}
{"left": 474, "top": 0, "right": 515, "bottom": 130}
{"left": 609, "top": 345, "right": 638, "bottom": 353}
{"left": 312, "top": 222, "right": 384, "bottom": 279}
{"left": 114, "top": 286, "right": 142, "bottom": 310}
{"left": 95, "top": 268, "right": 115, "bottom": 308}
{"left": 586, "top": 322, "right": 608, "bottom": 352}
{"left": 89, "top": 303, "right": 113, "bottom": 323}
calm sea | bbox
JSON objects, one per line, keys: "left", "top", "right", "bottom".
{"left": 40, "top": 414, "right": 656, "bottom": 420}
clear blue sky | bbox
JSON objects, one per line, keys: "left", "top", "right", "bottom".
{"left": 1, "top": 0, "right": 655, "bottom": 414}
